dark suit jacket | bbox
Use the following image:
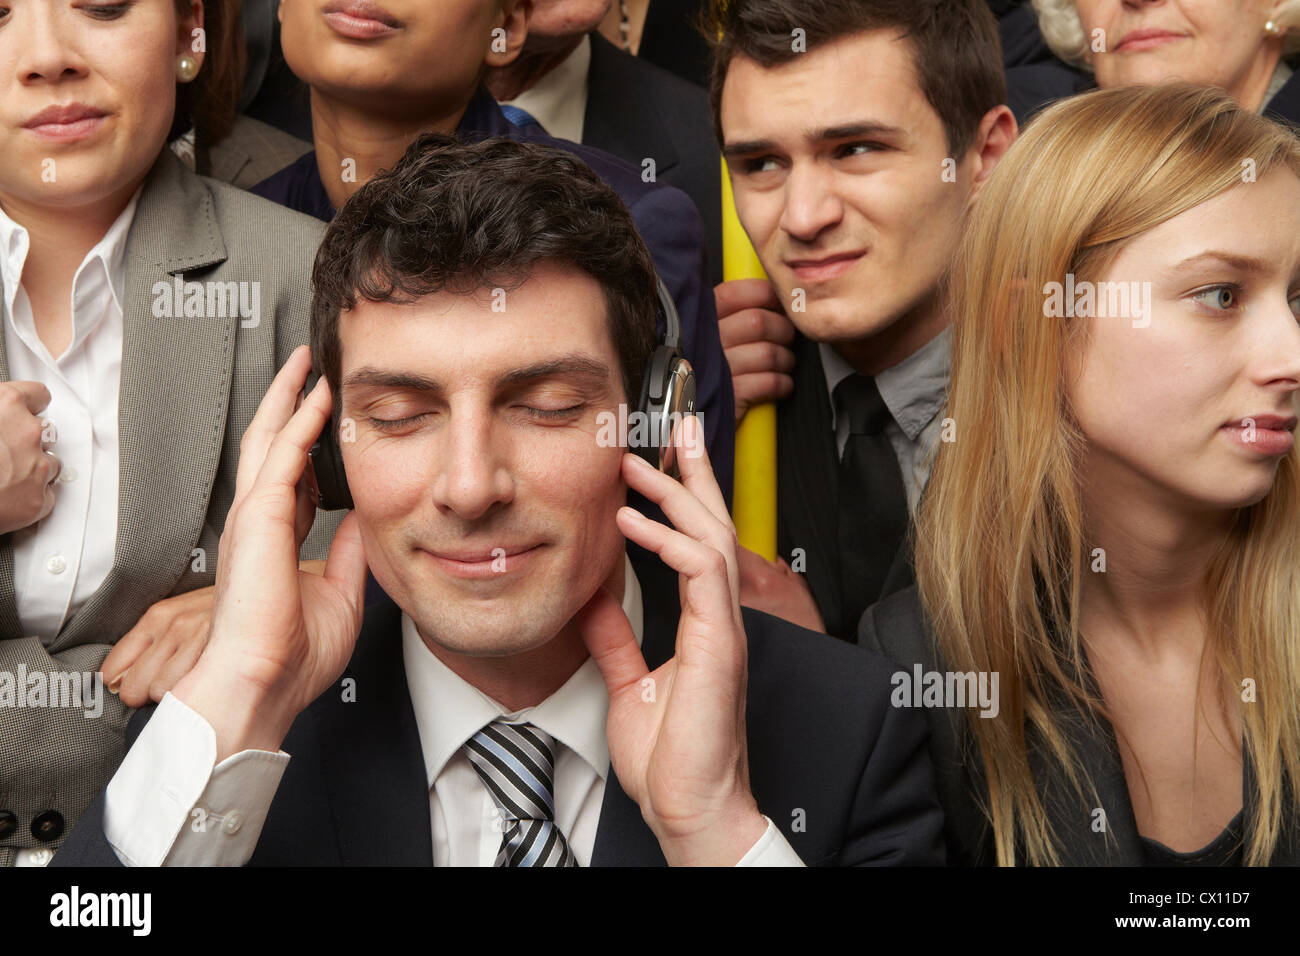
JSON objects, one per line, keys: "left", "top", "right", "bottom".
{"left": 859, "top": 584, "right": 1300, "bottom": 866}
{"left": 53, "top": 549, "right": 945, "bottom": 866}
{"left": 1261, "top": 66, "right": 1300, "bottom": 127}
{"left": 251, "top": 85, "right": 734, "bottom": 510}
{"left": 637, "top": 0, "right": 711, "bottom": 91}
{"left": 584, "top": 32, "right": 723, "bottom": 288}
{"left": 1005, "top": 53, "right": 1300, "bottom": 130}
{"left": 775, "top": 334, "right": 915, "bottom": 641}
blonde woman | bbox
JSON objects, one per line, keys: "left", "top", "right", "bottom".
{"left": 861, "top": 83, "right": 1300, "bottom": 866}
{"left": 1032, "top": 0, "right": 1300, "bottom": 119}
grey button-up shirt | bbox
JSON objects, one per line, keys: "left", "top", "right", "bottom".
{"left": 819, "top": 326, "right": 952, "bottom": 514}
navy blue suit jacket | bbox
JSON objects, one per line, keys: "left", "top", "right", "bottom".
{"left": 53, "top": 549, "right": 945, "bottom": 866}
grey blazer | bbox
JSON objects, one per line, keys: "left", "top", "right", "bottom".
{"left": 205, "top": 115, "right": 313, "bottom": 191}
{"left": 0, "top": 149, "right": 338, "bottom": 864}
{"left": 860, "top": 585, "right": 1300, "bottom": 866}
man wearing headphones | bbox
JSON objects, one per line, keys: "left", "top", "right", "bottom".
{"left": 52, "top": 137, "right": 942, "bottom": 867}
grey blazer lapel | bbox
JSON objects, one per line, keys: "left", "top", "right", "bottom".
{"left": 48, "top": 151, "right": 234, "bottom": 653}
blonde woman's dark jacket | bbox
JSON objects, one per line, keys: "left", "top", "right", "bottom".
{"left": 861, "top": 585, "right": 1300, "bottom": 866}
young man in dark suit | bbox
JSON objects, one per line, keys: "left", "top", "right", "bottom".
{"left": 51, "top": 136, "right": 943, "bottom": 867}
{"left": 708, "top": 0, "right": 1017, "bottom": 639}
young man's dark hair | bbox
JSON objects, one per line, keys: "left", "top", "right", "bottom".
{"left": 310, "top": 133, "right": 661, "bottom": 412}
{"left": 702, "top": 0, "right": 1006, "bottom": 155}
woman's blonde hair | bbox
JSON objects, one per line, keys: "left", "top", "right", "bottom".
{"left": 1031, "top": 0, "right": 1300, "bottom": 69}
{"left": 916, "top": 83, "right": 1300, "bottom": 865}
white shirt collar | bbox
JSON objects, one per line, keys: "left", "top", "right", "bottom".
{"left": 401, "top": 550, "right": 644, "bottom": 789}
{"left": 501, "top": 33, "right": 591, "bottom": 143}
{"left": 0, "top": 187, "right": 141, "bottom": 356}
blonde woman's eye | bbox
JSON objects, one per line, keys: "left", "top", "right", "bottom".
{"left": 1192, "top": 285, "right": 1238, "bottom": 311}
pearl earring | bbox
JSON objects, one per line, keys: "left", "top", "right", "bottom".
{"left": 176, "top": 54, "right": 200, "bottom": 83}
{"left": 1265, "top": 20, "right": 1284, "bottom": 37}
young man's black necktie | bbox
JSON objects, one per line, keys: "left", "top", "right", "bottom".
{"left": 833, "top": 373, "right": 909, "bottom": 635}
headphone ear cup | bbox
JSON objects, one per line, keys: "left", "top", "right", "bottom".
{"left": 305, "top": 370, "right": 354, "bottom": 510}
{"left": 636, "top": 346, "right": 674, "bottom": 470}
{"left": 636, "top": 347, "right": 696, "bottom": 475}
{"left": 311, "top": 432, "right": 354, "bottom": 511}
{"left": 660, "top": 356, "right": 696, "bottom": 479}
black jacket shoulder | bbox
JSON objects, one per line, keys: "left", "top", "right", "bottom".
{"left": 858, "top": 587, "right": 994, "bottom": 865}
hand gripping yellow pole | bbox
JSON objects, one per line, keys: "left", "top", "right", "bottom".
{"left": 722, "top": 157, "right": 778, "bottom": 560}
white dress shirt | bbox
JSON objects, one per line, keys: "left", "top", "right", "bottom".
{"left": 101, "top": 554, "right": 803, "bottom": 866}
{"left": 501, "top": 34, "right": 591, "bottom": 143}
{"left": 3, "top": 193, "right": 139, "bottom": 869}
{"left": 0, "top": 190, "right": 140, "bottom": 642}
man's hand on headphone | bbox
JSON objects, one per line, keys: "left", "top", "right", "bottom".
{"left": 169, "top": 346, "right": 368, "bottom": 762}
{"left": 579, "top": 414, "right": 767, "bottom": 865}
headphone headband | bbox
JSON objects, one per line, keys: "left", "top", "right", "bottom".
{"left": 656, "top": 277, "right": 681, "bottom": 352}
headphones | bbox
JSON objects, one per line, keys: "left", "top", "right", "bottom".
{"left": 306, "top": 277, "right": 696, "bottom": 510}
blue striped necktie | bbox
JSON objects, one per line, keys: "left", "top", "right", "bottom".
{"left": 465, "top": 720, "right": 577, "bottom": 867}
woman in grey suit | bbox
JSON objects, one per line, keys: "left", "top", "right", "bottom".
{"left": 862, "top": 83, "right": 1300, "bottom": 866}
{"left": 0, "top": 0, "right": 334, "bottom": 866}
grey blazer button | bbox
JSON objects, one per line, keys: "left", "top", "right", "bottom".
{"left": 0, "top": 810, "right": 16, "bottom": 839}
{"left": 31, "top": 810, "right": 64, "bottom": 843}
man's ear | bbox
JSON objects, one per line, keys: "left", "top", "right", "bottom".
{"left": 963, "top": 104, "right": 1017, "bottom": 210}
{"left": 177, "top": 0, "right": 206, "bottom": 73}
{"left": 485, "top": 0, "right": 531, "bottom": 69}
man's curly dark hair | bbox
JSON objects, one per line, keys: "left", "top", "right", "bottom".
{"left": 310, "top": 132, "right": 661, "bottom": 410}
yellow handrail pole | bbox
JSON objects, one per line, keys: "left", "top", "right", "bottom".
{"left": 722, "top": 157, "right": 778, "bottom": 561}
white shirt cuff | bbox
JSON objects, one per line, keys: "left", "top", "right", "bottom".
{"left": 104, "top": 692, "right": 289, "bottom": 866}
{"left": 735, "top": 816, "right": 805, "bottom": 867}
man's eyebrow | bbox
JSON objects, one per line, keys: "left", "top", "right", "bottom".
{"left": 815, "top": 121, "right": 905, "bottom": 142}
{"left": 723, "top": 137, "right": 779, "bottom": 159}
{"left": 498, "top": 354, "right": 613, "bottom": 388}
{"left": 340, "top": 355, "right": 613, "bottom": 393}
{"left": 342, "top": 367, "right": 442, "bottom": 392}
{"left": 723, "top": 121, "right": 906, "bottom": 159}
